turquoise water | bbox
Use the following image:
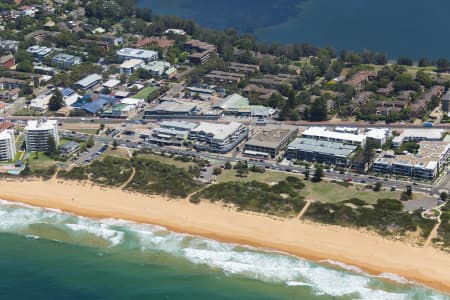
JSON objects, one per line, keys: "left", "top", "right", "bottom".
{"left": 139, "top": 0, "right": 450, "bottom": 59}
{"left": 0, "top": 199, "right": 448, "bottom": 299}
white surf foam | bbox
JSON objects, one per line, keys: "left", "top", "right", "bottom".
{"left": 320, "top": 259, "right": 368, "bottom": 275}
{"left": 65, "top": 221, "right": 124, "bottom": 246}
{"left": 377, "top": 272, "right": 411, "bottom": 284}
{"left": 0, "top": 199, "right": 446, "bottom": 300}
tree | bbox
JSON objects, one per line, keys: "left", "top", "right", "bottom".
{"left": 309, "top": 97, "right": 328, "bottom": 121}
{"left": 311, "top": 167, "right": 323, "bottom": 182}
{"left": 112, "top": 139, "right": 118, "bottom": 149}
{"left": 87, "top": 135, "right": 94, "bottom": 148}
{"left": 440, "top": 192, "right": 448, "bottom": 201}
{"left": 45, "top": 135, "right": 58, "bottom": 157}
{"left": 16, "top": 60, "right": 33, "bottom": 73}
{"left": 418, "top": 58, "right": 431, "bottom": 67}
{"left": 401, "top": 185, "right": 413, "bottom": 201}
{"left": 213, "top": 167, "right": 222, "bottom": 176}
{"left": 224, "top": 161, "right": 232, "bottom": 169}
{"left": 236, "top": 167, "right": 248, "bottom": 177}
{"left": 397, "top": 57, "right": 413, "bottom": 66}
{"left": 48, "top": 89, "right": 64, "bottom": 111}
{"left": 416, "top": 70, "right": 432, "bottom": 88}
{"left": 303, "top": 170, "right": 310, "bottom": 180}
{"left": 436, "top": 58, "right": 450, "bottom": 73}
{"left": 373, "top": 182, "right": 382, "bottom": 192}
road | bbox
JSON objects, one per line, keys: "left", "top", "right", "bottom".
{"left": 6, "top": 115, "right": 450, "bottom": 129}
{"left": 64, "top": 129, "right": 435, "bottom": 197}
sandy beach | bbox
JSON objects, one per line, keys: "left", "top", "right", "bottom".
{"left": 0, "top": 178, "right": 449, "bottom": 294}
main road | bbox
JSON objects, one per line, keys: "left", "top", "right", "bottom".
{"left": 62, "top": 130, "right": 435, "bottom": 197}
{"left": 6, "top": 115, "right": 450, "bottom": 129}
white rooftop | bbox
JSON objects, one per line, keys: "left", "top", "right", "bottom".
{"left": 303, "top": 127, "right": 366, "bottom": 143}
{"left": 0, "top": 129, "right": 14, "bottom": 140}
{"left": 120, "top": 59, "right": 144, "bottom": 68}
{"left": 30, "top": 93, "right": 52, "bottom": 110}
{"left": 401, "top": 129, "right": 444, "bottom": 139}
{"left": 103, "top": 79, "right": 121, "bottom": 88}
{"left": 120, "top": 98, "right": 144, "bottom": 106}
{"left": 117, "top": 48, "right": 158, "bottom": 60}
{"left": 64, "top": 93, "right": 80, "bottom": 106}
{"left": 25, "top": 119, "right": 57, "bottom": 131}
{"left": 366, "top": 128, "right": 390, "bottom": 140}
{"left": 75, "top": 74, "right": 102, "bottom": 88}
{"left": 192, "top": 122, "right": 243, "bottom": 140}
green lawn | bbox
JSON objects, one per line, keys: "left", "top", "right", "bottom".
{"left": 137, "top": 153, "right": 196, "bottom": 169}
{"left": 65, "top": 129, "right": 98, "bottom": 135}
{"left": 217, "top": 169, "right": 294, "bottom": 184}
{"left": 28, "top": 152, "right": 57, "bottom": 171}
{"left": 300, "top": 182, "right": 400, "bottom": 204}
{"left": 217, "top": 169, "right": 400, "bottom": 204}
{"left": 132, "top": 86, "right": 159, "bottom": 99}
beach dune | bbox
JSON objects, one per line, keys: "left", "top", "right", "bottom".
{"left": 0, "top": 178, "right": 449, "bottom": 294}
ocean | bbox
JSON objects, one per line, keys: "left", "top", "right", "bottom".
{"left": 138, "top": 0, "right": 450, "bottom": 59}
{"left": 0, "top": 199, "right": 448, "bottom": 299}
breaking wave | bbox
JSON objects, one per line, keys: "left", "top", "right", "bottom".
{"left": 0, "top": 199, "right": 448, "bottom": 300}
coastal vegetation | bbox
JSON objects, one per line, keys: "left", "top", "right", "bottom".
{"left": 58, "top": 156, "right": 133, "bottom": 186}
{"left": 57, "top": 155, "right": 201, "bottom": 197}
{"left": 303, "top": 198, "right": 436, "bottom": 239}
{"left": 190, "top": 176, "right": 306, "bottom": 216}
{"left": 126, "top": 157, "right": 200, "bottom": 198}
{"left": 437, "top": 201, "right": 450, "bottom": 248}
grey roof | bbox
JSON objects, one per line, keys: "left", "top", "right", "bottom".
{"left": 160, "top": 120, "right": 199, "bottom": 130}
{"left": 150, "top": 101, "right": 196, "bottom": 113}
{"left": 443, "top": 90, "right": 450, "bottom": 101}
{"left": 75, "top": 74, "right": 102, "bottom": 88}
{"left": 246, "top": 127, "right": 296, "bottom": 149}
{"left": 60, "top": 141, "right": 80, "bottom": 152}
{"left": 288, "top": 138, "right": 357, "bottom": 158}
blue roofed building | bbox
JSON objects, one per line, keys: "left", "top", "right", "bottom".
{"left": 82, "top": 98, "right": 108, "bottom": 114}
{"left": 81, "top": 95, "right": 117, "bottom": 115}
{"left": 62, "top": 88, "right": 75, "bottom": 97}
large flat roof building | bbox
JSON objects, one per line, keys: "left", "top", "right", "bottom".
{"left": 117, "top": 48, "right": 158, "bottom": 63}
{"left": 25, "top": 119, "right": 59, "bottom": 152}
{"left": 244, "top": 126, "right": 298, "bottom": 158}
{"left": 392, "top": 129, "right": 444, "bottom": 148}
{"left": 189, "top": 122, "right": 248, "bottom": 153}
{"left": 372, "top": 141, "right": 450, "bottom": 179}
{"left": 160, "top": 120, "right": 199, "bottom": 131}
{"left": 144, "top": 101, "right": 197, "bottom": 119}
{"left": 302, "top": 127, "right": 366, "bottom": 147}
{"left": 286, "top": 138, "right": 358, "bottom": 167}
{"left": 119, "top": 59, "right": 145, "bottom": 75}
{"left": 0, "top": 129, "right": 16, "bottom": 162}
{"left": 141, "top": 60, "right": 170, "bottom": 77}
{"left": 74, "top": 74, "right": 102, "bottom": 90}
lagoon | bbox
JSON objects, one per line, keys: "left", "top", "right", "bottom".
{"left": 139, "top": 0, "right": 450, "bottom": 59}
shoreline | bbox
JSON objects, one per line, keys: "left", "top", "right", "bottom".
{"left": 0, "top": 178, "right": 449, "bottom": 295}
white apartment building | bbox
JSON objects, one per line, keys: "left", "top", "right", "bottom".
{"left": 189, "top": 122, "right": 248, "bottom": 153}
{"left": 116, "top": 48, "right": 158, "bottom": 63}
{"left": 0, "top": 130, "right": 16, "bottom": 161}
{"left": 119, "top": 59, "right": 145, "bottom": 75}
{"left": 25, "top": 120, "right": 59, "bottom": 152}
{"left": 372, "top": 141, "right": 450, "bottom": 179}
{"left": 302, "top": 127, "right": 366, "bottom": 147}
